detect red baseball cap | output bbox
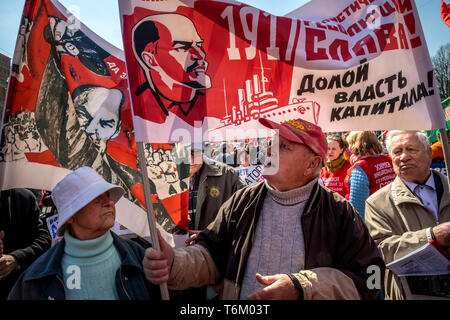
[259,118,327,165]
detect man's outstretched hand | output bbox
[245,273,300,300]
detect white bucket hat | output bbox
[52,167,124,236]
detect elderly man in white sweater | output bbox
[142,118,384,300]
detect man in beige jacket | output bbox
[365,130,450,300]
[143,118,384,300]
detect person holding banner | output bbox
[320,135,351,198]
[365,130,450,300]
[32,43,186,235]
[8,167,161,300]
[143,118,384,300]
[236,144,265,186]
[0,188,52,300]
[344,131,396,219]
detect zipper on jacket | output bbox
[119,268,131,300]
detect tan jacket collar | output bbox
[391,171,450,211]
[391,176,422,206]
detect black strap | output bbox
[286,273,304,300]
[430,227,437,241]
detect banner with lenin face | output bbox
[120,0,445,144]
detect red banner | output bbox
[1,0,189,243]
[120,0,445,143]
[442,0,450,27]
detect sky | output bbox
[0,0,448,60]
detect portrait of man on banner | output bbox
[131,13,211,120]
[1,0,190,240]
[72,84,124,147]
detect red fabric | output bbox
[160,191,189,231]
[25,150,60,167]
[121,3,296,127]
[344,154,396,197]
[320,160,351,198]
[130,183,189,231]
[442,0,450,27]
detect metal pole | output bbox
[136,141,170,300]
[438,129,450,190]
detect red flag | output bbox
[442,0,450,27]
[1,0,189,244]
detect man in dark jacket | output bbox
[8,167,161,300]
[187,143,246,236]
[143,118,385,300]
[173,143,245,300]
[0,188,51,299]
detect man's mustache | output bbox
[186,60,206,73]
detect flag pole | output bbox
[438,128,450,190]
[136,141,170,300]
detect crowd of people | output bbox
[201,139,268,168]
[1,120,449,301]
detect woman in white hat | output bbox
[8,167,161,300]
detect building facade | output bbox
[0,53,11,119]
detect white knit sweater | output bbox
[239,178,317,299]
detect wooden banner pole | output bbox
[136,141,170,300]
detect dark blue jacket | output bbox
[7,232,161,300]
[0,188,52,299]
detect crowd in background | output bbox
[202,129,448,222]
[1,126,449,300]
